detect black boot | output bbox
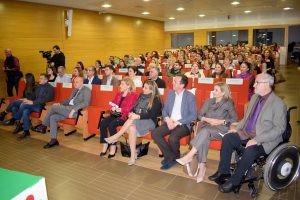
[17,130,30,140]
[0,111,7,121]
[12,121,23,134]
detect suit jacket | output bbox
[198,98,238,134]
[101,76,120,86]
[150,77,166,88]
[84,76,101,85]
[32,83,54,106]
[60,86,91,113]
[162,90,197,130]
[236,92,287,154]
[111,92,139,121]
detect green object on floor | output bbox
[0,168,43,200]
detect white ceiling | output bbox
[19,0,300,21]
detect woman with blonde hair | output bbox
[99,77,138,159]
[105,80,162,165]
[176,82,238,183]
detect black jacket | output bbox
[32,83,54,106]
[135,96,162,124]
[50,52,65,70]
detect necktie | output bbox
[245,96,264,134]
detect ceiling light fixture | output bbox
[212,35,215,38]
[198,14,206,17]
[143,0,150,2]
[283,7,293,10]
[231,1,240,5]
[232,34,236,37]
[142,11,150,15]
[102,4,112,8]
[169,17,175,20]
[244,10,252,13]
[176,7,184,11]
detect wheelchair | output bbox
[232,106,299,198]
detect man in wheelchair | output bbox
[208,73,288,193]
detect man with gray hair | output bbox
[148,66,166,88]
[209,73,287,193]
[55,66,71,83]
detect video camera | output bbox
[39,50,52,60]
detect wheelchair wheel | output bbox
[264,143,300,191]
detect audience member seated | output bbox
[211,54,218,69]
[76,61,85,71]
[0,73,35,122]
[236,62,255,100]
[128,66,143,87]
[99,77,138,158]
[152,75,197,170]
[84,66,101,85]
[209,73,286,193]
[55,66,71,83]
[2,74,54,140]
[176,82,238,183]
[95,60,103,71]
[264,49,275,77]
[223,57,234,70]
[211,63,228,79]
[102,65,120,86]
[47,66,57,83]
[185,63,205,78]
[132,57,144,68]
[255,54,265,73]
[237,53,244,65]
[148,66,166,88]
[118,59,127,68]
[105,80,162,165]
[72,67,83,82]
[167,61,184,77]
[41,76,91,149]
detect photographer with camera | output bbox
[3,48,23,97]
[49,45,65,71]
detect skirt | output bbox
[133,119,156,137]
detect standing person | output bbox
[3,48,23,97]
[152,75,198,170]
[49,45,65,71]
[41,76,91,148]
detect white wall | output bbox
[165,11,300,31]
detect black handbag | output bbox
[110,111,122,118]
[120,141,150,158]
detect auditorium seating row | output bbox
[0,77,249,151]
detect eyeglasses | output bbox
[255,81,268,84]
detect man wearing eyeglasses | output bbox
[4,74,54,140]
[209,73,287,193]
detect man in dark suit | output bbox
[41,76,91,148]
[101,65,120,86]
[84,66,101,85]
[49,45,65,71]
[4,73,54,140]
[152,75,197,170]
[148,66,166,88]
[209,73,287,193]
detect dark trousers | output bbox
[99,116,125,143]
[6,100,23,114]
[218,133,266,186]
[12,103,42,131]
[7,75,20,97]
[152,123,190,162]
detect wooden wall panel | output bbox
[0,0,164,97]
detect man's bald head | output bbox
[4,48,12,57]
[74,76,84,89]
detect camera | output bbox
[39,50,52,59]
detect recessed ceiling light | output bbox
[212,35,215,38]
[244,10,252,13]
[102,4,112,8]
[198,14,206,17]
[283,7,293,10]
[169,17,175,20]
[176,7,184,11]
[142,11,150,15]
[232,34,236,37]
[143,0,150,2]
[231,1,240,5]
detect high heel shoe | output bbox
[196,163,206,183]
[128,153,137,166]
[176,157,193,166]
[108,146,118,159]
[99,144,110,157]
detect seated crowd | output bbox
[0,43,286,194]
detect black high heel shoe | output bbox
[108,145,118,159]
[99,144,110,157]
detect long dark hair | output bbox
[25,73,35,94]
